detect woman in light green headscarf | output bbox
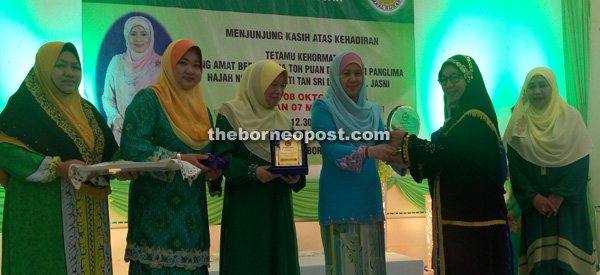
[504,67,595,274]
[214,60,305,275]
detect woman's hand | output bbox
[113,117,124,132]
[367,144,398,162]
[533,194,558,217]
[386,154,408,168]
[57,159,87,179]
[179,153,210,171]
[281,175,301,185]
[256,166,281,183]
[548,193,564,213]
[389,125,407,148]
[205,169,222,181]
[116,170,145,181]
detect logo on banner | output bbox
[369,0,405,13]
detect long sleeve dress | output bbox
[311,100,388,274]
[311,100,386,225]
[405,109,510,275]
[0,144,115,274]
[121,88,213,274]
[0,81,118,274]
[214,113,305,275]
[508,146,596,274]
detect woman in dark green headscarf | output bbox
[391,55,511,275]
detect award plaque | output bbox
[387,105,421,135]
[268,130,308,175]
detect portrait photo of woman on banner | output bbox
[95,12,172,144]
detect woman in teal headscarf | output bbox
[311,51,397,274]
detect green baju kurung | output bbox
[0,143,114,274]
[122,89,213,274]
[0,57,118,274]
[508,146,597,274]
[214,114,305,275]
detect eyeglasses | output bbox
[438,74,463,85]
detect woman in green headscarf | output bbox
[391,55,511,275]
[214,60,305,275]
[0,41,120,274]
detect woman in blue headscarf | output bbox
[311,51,397,274]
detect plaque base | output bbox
[268,166,309,176]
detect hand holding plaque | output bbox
[268,130,308,175]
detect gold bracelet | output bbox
[402,133,412,166]
[49,156,62,182]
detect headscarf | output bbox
[439,55,499,131]
[503,67,592,167]
[317,51,381,147]
[35,42,95,149]
[438,55,506,183]
[122,16,159,74]
[149,39,211,150]
[0,41,118,195]
[219,60,290,161]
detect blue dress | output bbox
[311,99,387,274]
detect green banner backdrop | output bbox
[82,0,416,164]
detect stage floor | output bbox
[208,251,424,275]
